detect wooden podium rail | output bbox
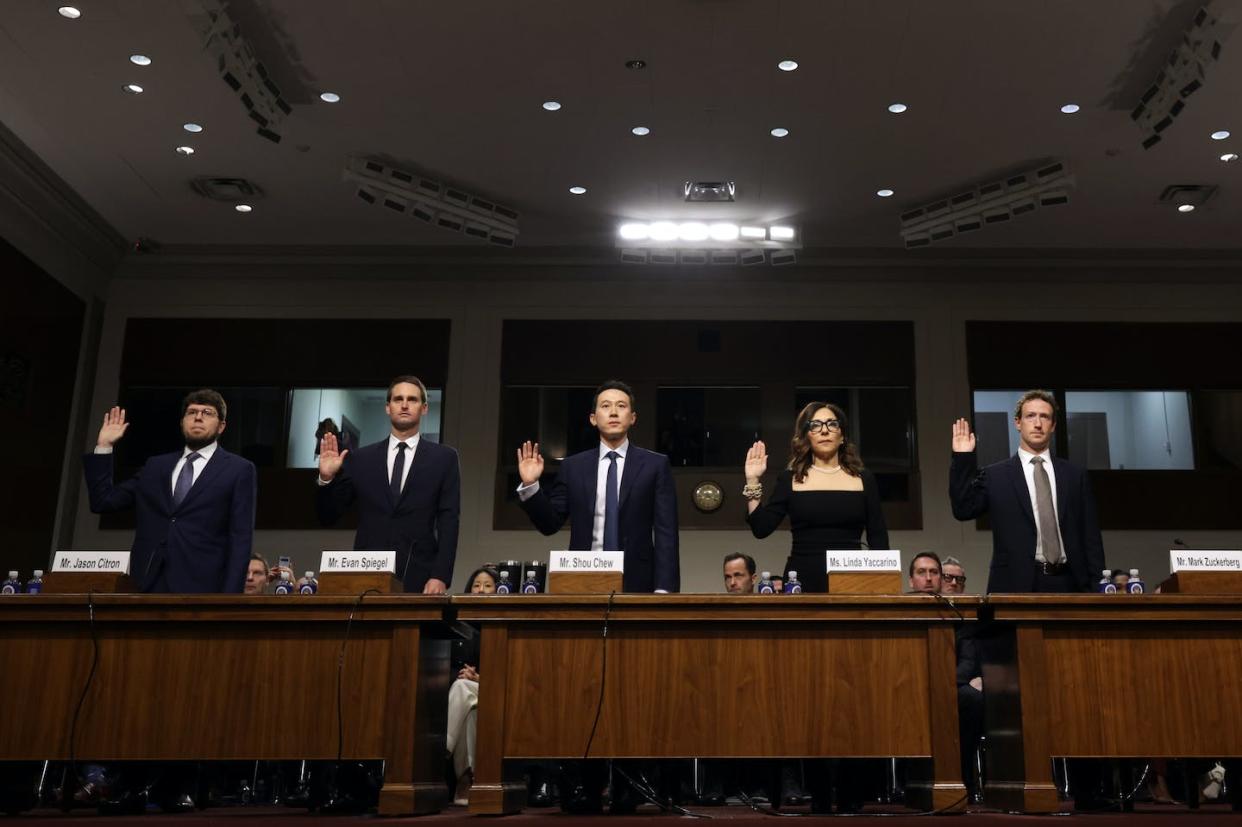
[0,594,452,816]
[454,593,977,815]
[982,594,1242,813]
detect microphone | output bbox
[1173,537,1188,548]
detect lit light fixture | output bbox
[1222,152,1239,162]
[122,83,144,94]
[888,103,908,114]
[631,126,650,136]
[778,59,798,72]
[569,186,587,195]
[57,6,80,18]
[542,100,561,111]
[183,123,203,133]
[319,92,341,103]
[1060,103,1080,114]
[1211,130,1230,140]
[619,223,651,241]
[175,146,195,155]
[235,204,253,213]
[649,222,679,242]
[708,223,739,241]
[1178,203,1195,212]
[770,127,789,137]
[678,222,709,242]
[130,54,152,66]
[876,189,894,197]
[769,226,795,240]
[739,226,766,239]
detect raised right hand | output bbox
[318,432,349,481]
[97,406,129,448]
[951,418,977,453]
[516,440,544,486]
[744,440,768,482]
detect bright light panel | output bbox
[769,226,795,240]
[677,222,709,242]
[619,223,651,241]
[709,223,739,241]
[649,222,678,241]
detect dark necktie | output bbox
[603,450,620,550]
[1031,456,1063,564]
[172,452,201,507]
[391,442,408,500]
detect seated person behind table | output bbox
[243,554,296,595]
[941,555,968,594]
[448,567,497,806]
[1110,569,1130,590]
[723,552,757,594]
[907,551,942,594]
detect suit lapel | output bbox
[158,452,179,514]
[581,451,598,518]
[175,447,225,511]
[1009,454,1036,528]
[618,447,641,511]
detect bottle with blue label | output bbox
[522,570,539,594]
[496,571,512,594]
[784,570,802,594]
[26,570,43,594]
[297,571,318,594]
[273,571,295,595]
[1,571,21,595]
[757,570,775,594]
[1097,569,1117,594]
[1126,568,1145,594]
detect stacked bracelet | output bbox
[742,483,763,501]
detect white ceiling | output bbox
[1,0,1239,252]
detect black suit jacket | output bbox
[316,437,461,590]
[949,451,1104,592]
[82,447,256,593]
[518,444,680,593]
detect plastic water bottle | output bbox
[757,570,775,594]
[1126,568,1145,594]
[297,571,318,594]
[1,571,21,594]
[273,571,295,595]
[496,571,512,594]
[784,570,802,594]
[26,570,43,594]
[522,570,539,594]
[1097,569,1116,594]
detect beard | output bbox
[184,431,220,450]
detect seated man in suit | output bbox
[315,375,461,594]
[949,389,1105,593]
[515,379,679,594]
[723,551,757,594]
[907,551,942,594]
[941,555,968,594]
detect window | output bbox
[1064,391,1193,470]
[499,386,598,463]
[116,386,286,467]
[971,390,1044,467]
[656,386,760,467]
[286,388,443,469]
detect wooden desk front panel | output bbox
[499,624,932,758]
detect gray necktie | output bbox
[1030,457,1063,565]
[172,452,201,507]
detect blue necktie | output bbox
[391,442,408,501]
[603,450,620,550]
[172,452,201,507]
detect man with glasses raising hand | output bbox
[83,389,256,593]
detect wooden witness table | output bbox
[0,594,452,815]
[982,594,1242,813]
[455,593,977,815]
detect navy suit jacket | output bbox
[519,445,680,593]
[82,447,256,593]
[315,437,461,590]
[949,451,1105,593]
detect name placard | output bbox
[548,551,625,573]
[826,549,902,572]
[319,551,397,573]
[52,551,131,574]
[1170,550,1242,572]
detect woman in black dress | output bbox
[744,401,889,593]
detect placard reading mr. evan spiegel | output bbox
[319,551,397,573]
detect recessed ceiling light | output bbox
[709,223,739,241]
[650,221,678,242]
[678,222,709,242]
[57,6,81,19]
[569,186,587,195]
[1060,103,1080,114]
[619,223,650,241]
[319,92,341,103]
[1222,152,1239,162]
[175,146,195,155]
[542,100,561,111]
[1211,130,1230,140]
[235,204,252,213]
[625,59,646,70]
[740,226,766,239]
[631,126,650,136]
[1177,204,1195,212]
[887,103,908,114]
[777,59,799,72]
[770,127,789,137]
[183,122,203,133]
[130,54,152,66]
[122,83,144,95]
[876,188,894,197]
[769,226,796,240]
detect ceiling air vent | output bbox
[190,177,266,202]
[684,181,735,202]
[1158,184,1217,208]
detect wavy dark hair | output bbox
[462,566,500,594]
[788,401,864,483]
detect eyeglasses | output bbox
[942,573,967,584]
[184,407,219,419]
[807,419,841,434]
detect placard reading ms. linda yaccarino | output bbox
[825,550,902,572]
[1169,549,1242,572]
[319,551,397,573]
[547,551,625,573]
[52,551,131,573]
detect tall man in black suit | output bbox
[83,389,256,594]
[949,389,1105,593]
[316,376,460,594]
[516,379,679,593]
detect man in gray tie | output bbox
[948,389,1105,592]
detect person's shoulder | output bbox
[858,468,879,486]
[628,445,669,464]
[213,447,256,470]
[981,455,1018,474]
[418,438,456,457]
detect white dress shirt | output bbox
[1017,446,1066,563]
[387,433,420,493]
[515,439,629,550]
[95,440,218,497]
